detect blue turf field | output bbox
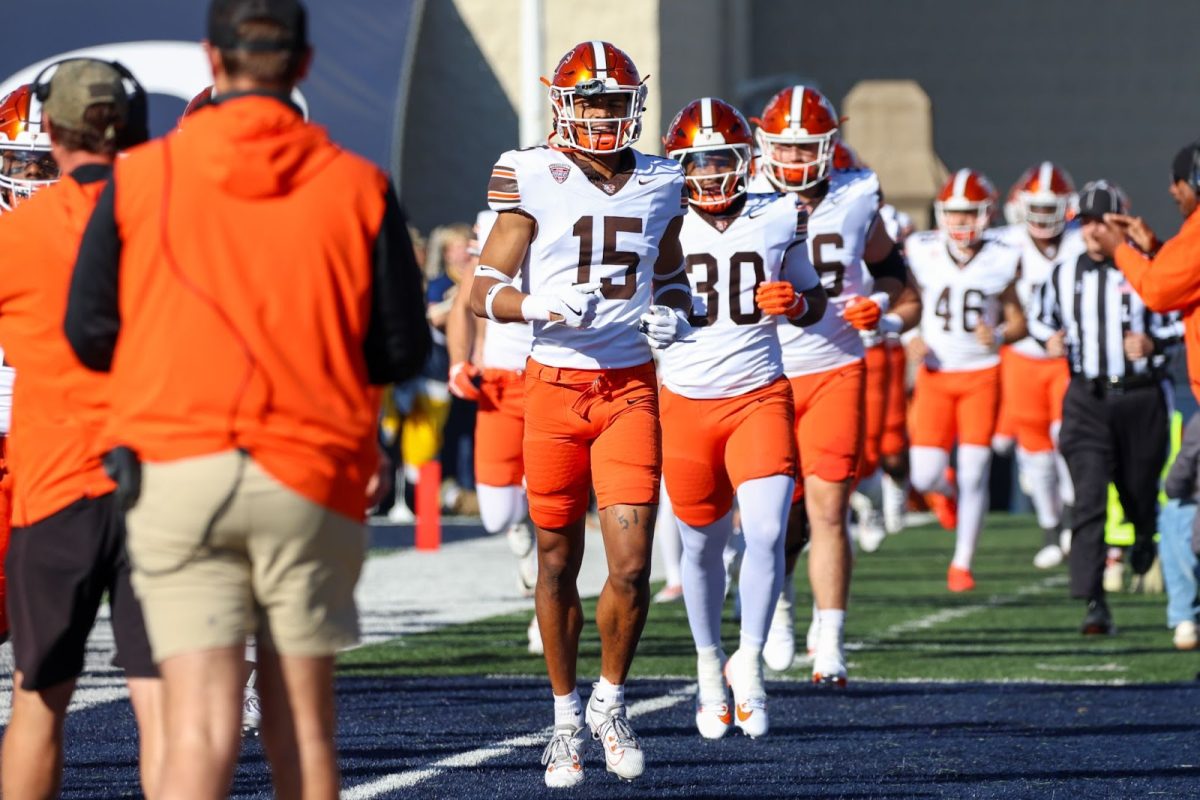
[50,675,1200,798]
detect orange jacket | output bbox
[1115,210,1200,401]
[0,166,116,526]
[66,94,429,519]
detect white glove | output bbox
[521,282,603,328]
[639,304,691,349]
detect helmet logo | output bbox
[549,164,570,184]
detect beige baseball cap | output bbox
[42,59,130,140]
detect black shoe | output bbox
[1081,599,1114,635]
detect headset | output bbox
[30,57,149,150]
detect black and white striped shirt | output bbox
[1030,252,1181,380]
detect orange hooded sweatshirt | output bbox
[66,93,429,519]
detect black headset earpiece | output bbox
[28,57,149,150]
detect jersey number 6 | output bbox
[572,215,643,300]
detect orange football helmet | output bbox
[663,97,753,212]
[1009,161,1076,238]
[832,141,866,172]
[545,40,646,154]
[0,84,58,211]
[754,85,840,192]
[934,168,997,247]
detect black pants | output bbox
[1058,378,1169,601]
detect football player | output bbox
[906,169,1027,591]
[749,86,920,683]
[446,208,541,653]
[471,41,692,787]
[659,97,825,740]
[995,162,1082,568]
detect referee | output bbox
[1030,181,1178,634]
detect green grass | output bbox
[339,514,1200,683]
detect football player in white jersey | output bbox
[447,209,543,655]
[748,86,921,683]
[995,163,1082,569]
[659,98,825,740]
[906,169,1027,592]
[470,41,692,788]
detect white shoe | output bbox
[762,581,796,672]
[586,695,644,781]
[857,510,887,553]
[1033,544,1064,569]
[542,725,585,788]
[812,638,847,688]
[882,475,907,535]
[516,550,537,598]
[241,686,262,737]
[527,616,543,655]
[1103,558,1125,594]
[1174,620,1198,651]
[506,521,534,558]
[725,648,768,738]
[695,651,731,739]
[386,501,415,524]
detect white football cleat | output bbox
[812,638,848,688]
[506,521,534,558]
[857,509,887,553]
[527,615,543,655]
[241,685,262,738]
[882,474,907,535]
[542,725,586,788]
[1033,544,1064,570]
[762,581,796,672]
[695,650,731,739]
[516,550,538,598]
[586,696,644,781]
[725,648,769,738]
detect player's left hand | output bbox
[843,294,883,330]
[975,323,998,349]
[755,281,807,317]
[1124,331,1154,360]
[639,304,691,349]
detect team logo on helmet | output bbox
[549,164,570,184]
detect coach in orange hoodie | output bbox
[64,2,430,798]
[1107,142,1200,402]
[0,61,164,799]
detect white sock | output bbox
[816,608,845,652]
[1016,447,1060,530]
[882,472,908,533]
[678,512,734,650]
[554,690,583,729]
[696,644,726,705]
[656,480,683,588]
[910,447,952,495]
[591,676,625,710]
[477,483,527,535]
[734,475,793,649]
[952,444,992,569]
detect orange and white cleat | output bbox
[541,725,585,788]
[725,648,769,738]
[947,564,975,593]
[811,640,848,688]
[586,696,644,781]
[695,651,732,739]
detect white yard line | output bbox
[340,684,696,799]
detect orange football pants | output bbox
[789,359,866,501]
[522,359,660,529]
[999,347,1069,452]
[910,364,1001,450]
[858,344,889,477]
[474,368,525,487]
[661,378,797,527]
[881,341,909,458]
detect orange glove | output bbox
[449,361,482,401]
[755,281,807,318]
[843,294,884,331]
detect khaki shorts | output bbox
[126,450,366,662]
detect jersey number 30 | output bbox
[685,252,766,327]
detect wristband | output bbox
[880,313,903,335]
[654,283,690,303]
[475,264,512,283]
[520,293,554,321]
[869,292,890,314]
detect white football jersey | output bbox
[0,346,12,435]
[750,166,883,376]
[993,223,1084,359]
[487,146,686,369]
[907,231,1021,372]
[659,192,816,399]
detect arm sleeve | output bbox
[64,179,122,372]
[864,242,908,284]
[1115,220,1200,312]
[1026,266,1062,345]
[362,184,433,385]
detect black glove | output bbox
[102,446,142,512]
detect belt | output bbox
[1075,373,1160,395]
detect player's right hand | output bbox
[551,282,602,328]
[843,295,883,330]
[449,361,482,401]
